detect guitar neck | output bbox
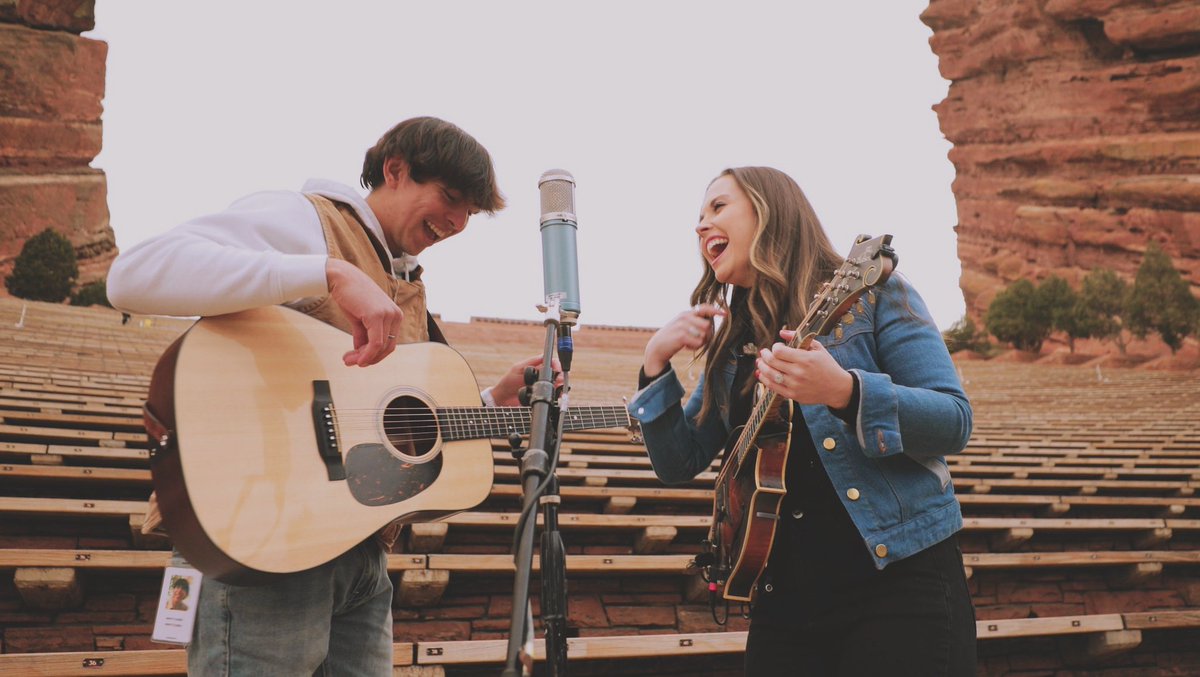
[437,405,631,442]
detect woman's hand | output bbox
[755,328,854,408]
[642,303,725,378]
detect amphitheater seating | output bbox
[0,299,1198,675]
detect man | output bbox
[108,116,539,676]
[166,576,189,611]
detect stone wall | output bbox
[922,0,1200,321]
[0,0,114,293]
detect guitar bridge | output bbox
[312,380,346,481]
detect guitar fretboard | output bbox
[437,406,631,442]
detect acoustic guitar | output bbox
[143,305,631,584]
[705,233,897,602]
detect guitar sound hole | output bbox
[383,396,437,459]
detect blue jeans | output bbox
[184,539,394,676]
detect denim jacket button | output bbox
[822,437,836,451]
[846,488,861,501]
[875,543,888,558]
[637,407,645,416]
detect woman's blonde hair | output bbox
[690,167,843,423]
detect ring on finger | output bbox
[386,334,397,341]
[772,372,784,385]
[686,327,701,338]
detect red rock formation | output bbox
[0,1,114,294]
[922,0,1200,326]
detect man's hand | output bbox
[325,258,405,367]
[489,355,563,407]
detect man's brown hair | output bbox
[361,116,505,213]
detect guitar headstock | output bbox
[799,233,897,339]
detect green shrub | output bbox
[71,280,113,308]
[1126,243,1200,354]
[985,279,1052,352]
[942,315,991,354]
[1078,268,1130,354]
[5,228,78,303]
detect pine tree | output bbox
[1079,268,1130,354]
[985,279,1052,352]
[1037,275,1093,353]
[4,229,78,303]
[1126,243,1200,354]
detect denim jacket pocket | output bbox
[912,455,953,491]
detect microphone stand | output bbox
[502,297,573,677]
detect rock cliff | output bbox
[922,0,1200,319]
[0,0,114,294]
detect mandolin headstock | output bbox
[799,233,897,340]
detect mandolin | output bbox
[705,233,896,602]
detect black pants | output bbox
[744,535,976,676]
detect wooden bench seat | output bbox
[426,553,694,575]
[0,387,143,409]
[0,395,143,417]
[975,613,1125,639]
[0,548,429,573]
[957,476,1195,496]
[0,644,414,675]
[962,516,1172,549]
[0,442,150,463]
[488,483,711,506]
[0,463,151,485]
[440,512,710,529]
[962,550,1200,582]
[949,464,1200,481]
[493,464,716,486]
[5,546,1194,584]
[415,631,746,666]
[0,409,144,432]
[409,610,1200,667]
[0,496,148,519]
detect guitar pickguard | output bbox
[345,444,443,506]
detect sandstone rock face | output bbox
[0,2,114,294]
[922,0,1200,320]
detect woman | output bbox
[628,167,976,676]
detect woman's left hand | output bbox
[755,328,854,408]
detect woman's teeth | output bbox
[706,237,728,258]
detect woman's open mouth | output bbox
[705,236,729,265]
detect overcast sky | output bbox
[86,1,964,331]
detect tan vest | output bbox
[296,194,429,344]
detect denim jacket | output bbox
[628,274,972,569]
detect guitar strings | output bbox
[324,408,630,440]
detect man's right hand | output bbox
[325,258,405,367]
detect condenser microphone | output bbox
[538,169,581,326]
